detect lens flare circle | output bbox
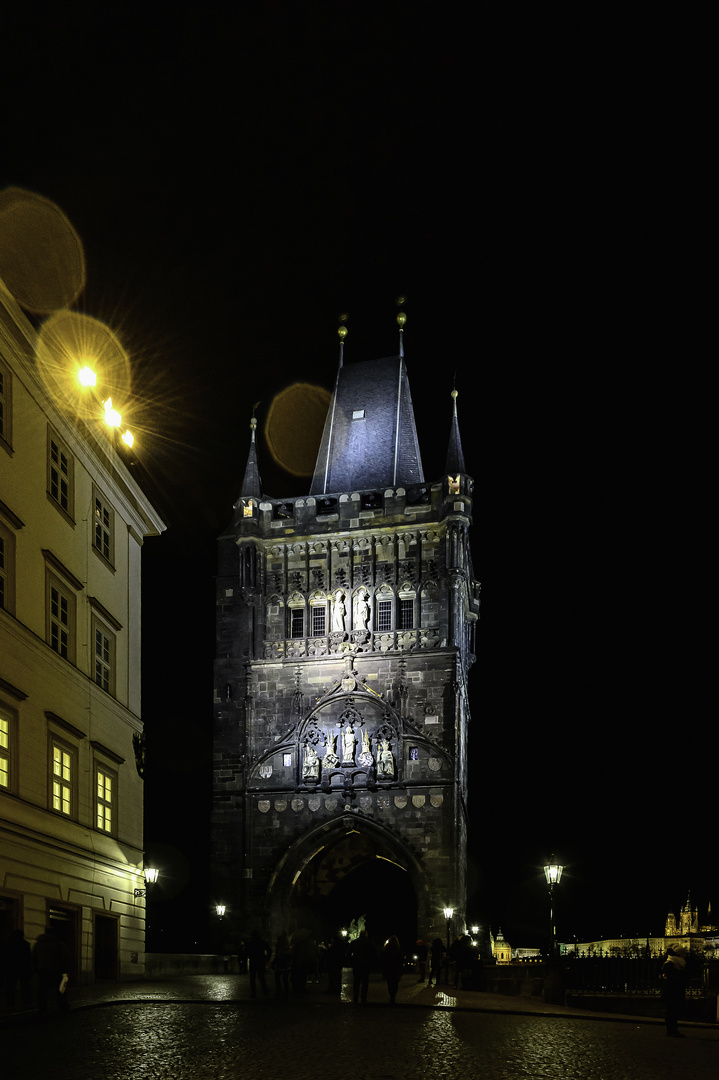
[265,383,331,477]
[36,311,131,423]
[0,188,86,314]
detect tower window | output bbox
[311,604,326,636]
[376,600,392,633]
[399,598,414,629]
[291,608,304,638]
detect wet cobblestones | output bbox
[4,976,719,1080]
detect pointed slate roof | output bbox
[444,389,466,476]
[309,354,424,495]
[235,416,262,502]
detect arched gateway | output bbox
[212,330,480,949]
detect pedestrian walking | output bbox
[660,945,687,1037]
[428,936,444,986]
[382,935,404,1004]
[324,935,345,996]
[246,930,271,998]
[415,938,428,982]
[2,929,32,1011]
[349,929,376,1004]
[32,926,70,1013]
[272,931,292,997]
[290,928,316,994]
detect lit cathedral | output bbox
[211,318,480,944]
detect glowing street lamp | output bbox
[543,855,564,957]
[216,905,226,918]
[77,365,97,387]
[103,398,122,428]
[144,867,159,887]
[443,906,454,984]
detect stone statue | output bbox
[342,726,356,764]
[332,590,346,631]
[358,728,373,767]
[323,731,339,769]
[378,738,395,778]
[302,744,319,782]
[354,589,369,629]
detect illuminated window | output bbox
[47,575,76,662]
[47,427,74,517]
[92,618,116,695]
[0,358,12,450]
[50,738,76,817]
[0,704,16,791]
[0,520,16,615]
[95,765,116,833]
[93,490,114,565]
[376,600,392,633]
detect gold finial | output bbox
[338,312,349,340]
[396,295,407,329]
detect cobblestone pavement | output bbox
[3,975,719,1080]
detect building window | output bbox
[47,428,74,517]
[93,619,116,695]
[311,603,326,636]
[95,765,116,833]
[290,608,304,638]
[376,600,392,633]
[0,358,12,450]
[50,738,76,817]
[93,491,114,565]
[47,575,76,662]
[399,597,414,630]
[0,520,16,614]
[0,705,16,791]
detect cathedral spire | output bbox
[236,412,262,502]
[444,386,467,476]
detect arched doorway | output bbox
[267,814,429,948]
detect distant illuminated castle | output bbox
[665,893,715,937]
[562,893,719,958]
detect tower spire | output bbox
[235,408,262,503]
[444,384,467,476]
[396,295,407,358]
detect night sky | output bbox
[4,7,710,950]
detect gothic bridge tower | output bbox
[212,322,480,945]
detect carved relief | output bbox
[302,744,320,782]
[358,728,373,768]
[377,738,395,778]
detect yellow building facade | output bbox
[0,283,164,984]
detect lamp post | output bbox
[543,855,564,958]
[443,906,454,985]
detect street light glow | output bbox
[78,364,97,387]
[103,398,122,428]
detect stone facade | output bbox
[212,349,480,945]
